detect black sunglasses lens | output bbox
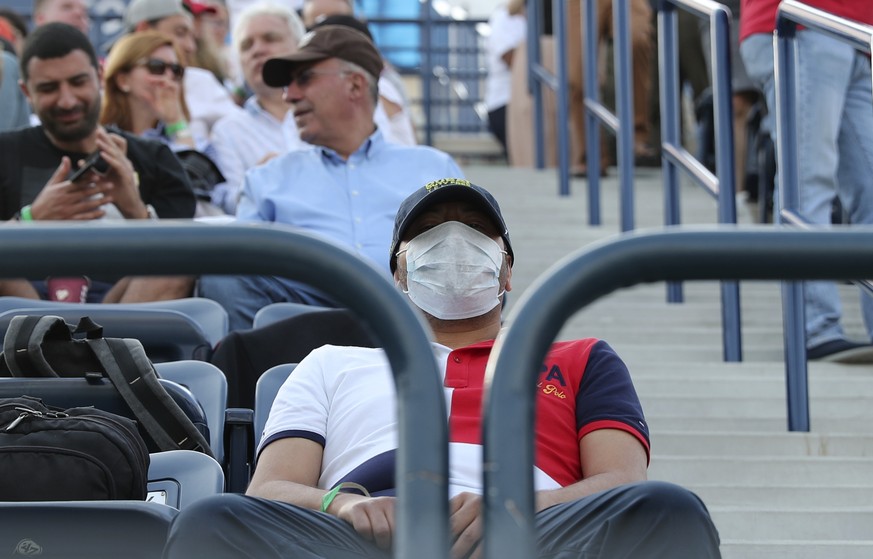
[145,59,184,79]
[145,59,167,76]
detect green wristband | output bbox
[320,482,370,513]
[320,485,344,513]
[165,120,189,136]
[20,205,33,221]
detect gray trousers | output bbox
[162,481,721,558]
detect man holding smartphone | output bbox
[0,22,196,302]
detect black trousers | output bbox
[163,481,721,558]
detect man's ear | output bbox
[18,78,31,103]
[347,72,365,100]
[134,21,151,33]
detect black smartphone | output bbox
[67,151,109,183]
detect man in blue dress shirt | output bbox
[198,25,463,331]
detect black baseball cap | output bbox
[262,24,383,88]
[389,178,513,272]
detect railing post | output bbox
[583,0,602,225]
[614,0,635,231]
[421,0,434,147]
[658,2,683,304]
[775,10,809,431]
[711,6,742,362]
[527,2,545,169]
[555,0,571,195]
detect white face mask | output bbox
[398,221,507,320]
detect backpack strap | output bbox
[86,337,214,458]
[2,315,72,377]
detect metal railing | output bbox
[525,0,572,196]
[583,0,636,229]
[481,227,873,559]
[775,0,873,431]
[0,222,449,559]
[658,0,741,362]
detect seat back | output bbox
[253,363,296,450]
[0,297,228,362]
[154,360,227,463]
[0,450,224,558]
[0,501,178,559]
[252,302,331,329]
[147,449,225,508]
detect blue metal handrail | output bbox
[658,0,741,362]
[526,0,572,196]
[583,0,636,230]
[0,222,449,559]
[775,0,873,431]
[481,226,873,559]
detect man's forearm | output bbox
[535,469,647,512]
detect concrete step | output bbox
[687,484,873,508]
[635,376,873,398]
[711,506,873,541]
[652,431,873,457]
[648,456,873,486]
[648,415,870,432]
[642,395,873,417]
[721,540,873,559]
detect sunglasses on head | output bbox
[138,58,185,80]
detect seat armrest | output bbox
[224,407,254,493]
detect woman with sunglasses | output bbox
[101,31,226,216]
[100,31,202,150]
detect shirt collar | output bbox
[318,127,386,164]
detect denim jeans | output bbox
[197,275,338,332]
[741,32,873,347]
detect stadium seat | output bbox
[0,297,228,362]
[253,363,297,451]
[147,449,225,509]
[252,301,331,329]
[155,360,228,463]
[0,450,224,559]
[0,501,177,559]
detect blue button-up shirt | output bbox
[237,129,464,274]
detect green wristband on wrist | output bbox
[320,485,343,513]
[20,205,33,221]
[165,120,189,136]
[320,482,371,513]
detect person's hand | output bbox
[449,492,483,559]
[29,156,110,221]
[151,79,186,125]
[333,494,396,551]
[93,128,149,219]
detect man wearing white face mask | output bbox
[163,179,721,559]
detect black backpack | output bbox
[0,315,213,458]
[0,395,149,501]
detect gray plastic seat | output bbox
[252,302,331,329]
[0,297,228,362]
[147,449,225,509]
[253,363,297,451]
[154,360,228,463]
[0,450,224,559]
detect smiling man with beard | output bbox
[0,22,195,303]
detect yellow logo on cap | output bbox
[424,178,471,192]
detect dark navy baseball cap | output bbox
[389,178,513,272]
